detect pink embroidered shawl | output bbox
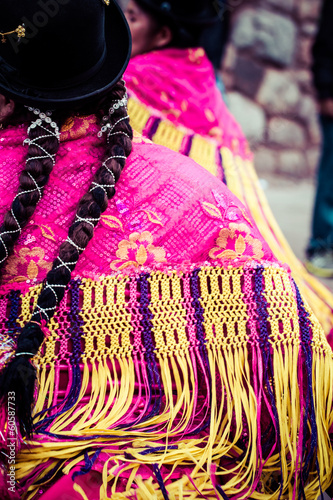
[0,117,275,286]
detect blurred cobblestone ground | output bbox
[263,175,333,293]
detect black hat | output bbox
[0,0,131,107]
[135,0,219,26]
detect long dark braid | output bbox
[0,112,61,265]
[0,80,133,435]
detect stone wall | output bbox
[221,0,323,178]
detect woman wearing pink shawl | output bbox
[123,0,333,337]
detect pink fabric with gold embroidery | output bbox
[124,48,244,147]
[0,117,277,286]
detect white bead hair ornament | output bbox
[26,107,60,140]
[0,108,62,264]
[98,93,128,138]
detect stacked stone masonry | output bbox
[221,0,323,178]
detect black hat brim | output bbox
[0,1,131,108]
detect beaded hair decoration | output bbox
[92,90,129,199]
[22,91,129,324]
[0,108,60,265]
[98,91,129,138]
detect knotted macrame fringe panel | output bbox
[127,96,333,335]
[1,266,333,499]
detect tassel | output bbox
[0,323,44,437]
[152,464,169,500]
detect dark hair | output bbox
[135,0,204,48]
[0,80,133,435]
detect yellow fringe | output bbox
[222,149,333,334]
[128,98,151,135]
[126,96,333,334]
[189,135,218,176]
[74,483,90,500]
[9,269,333,499]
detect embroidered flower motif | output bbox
[139,210,164,227]
[110,231,167,270]
[188,48,205,64]
[100,215,124,232]
[4,247,52,283]
[165,108,181,119]
[37,224,57,242]
[205,109,216,123]
[181,100,188,112]
[208,127,223,142]
[131,76,139,86]
[229,222,251,234]
[60,115,97,141]
[209,227,264,263]
[201,197,253,229]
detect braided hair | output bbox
[0,112,61,265]
[0,79,133,435]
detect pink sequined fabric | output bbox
[0,118,277,287]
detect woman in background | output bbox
[123,0,333,336]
